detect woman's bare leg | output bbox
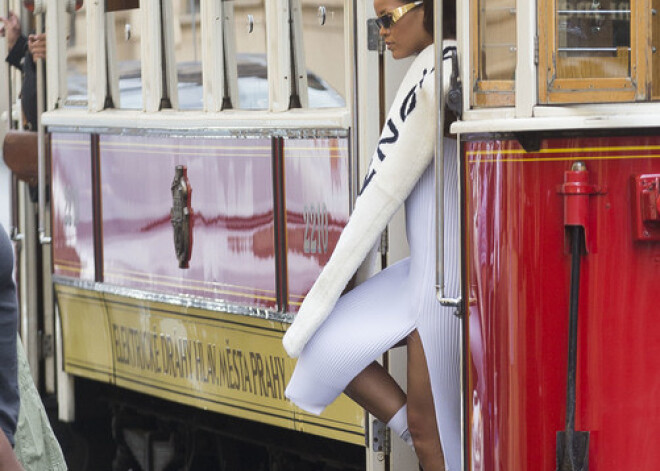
[345,361,407,423]
[407,329,445,471]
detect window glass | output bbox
[224,0,268,110]
[186,0,201,13]
[108,6,143,109]
[555,0,631,80]
[65,4,88,107]
[479,0,516,80]
[175,0,203,109]
[295,1,346,108]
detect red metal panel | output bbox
[284,137,350,312]
[466,135,660,471]
[51,133,95,280]
[100,135,277,309]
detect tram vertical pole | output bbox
[434,0,460,310]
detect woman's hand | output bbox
[27,33,46,60]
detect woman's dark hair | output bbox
[422,0,456,39]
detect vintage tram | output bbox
[456,0,660,470]
[2,0,660,470]
[2,0,418,469]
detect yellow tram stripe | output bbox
[103,271,277,301]
[54,266,83,274]
[469,153,660,164]
[105,266,277,295]
[54,259,84,268]
[100,141,272,151]
[99,149,272,158]
[466,144,660,156]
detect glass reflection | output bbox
[479,0,516,80]
[556,0,631,79]
[65,5,88,107]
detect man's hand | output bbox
[27,33,46,60]
[0,11,22,51]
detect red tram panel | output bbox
[465,135,660,471]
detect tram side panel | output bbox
[99,135,277,307]
[50,131,364,445]
[284,137,350,312]
[51,133,95,282]
[464,134,660,471]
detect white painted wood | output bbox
[289,0,308,108]
[46,0,66,110]
[458,0,469,115]
[106,13,120,109]
[56,305,75,422]
[161,0,179,109]
[267,0,291,112]
[201,0,225,112]
[141,0,163,112]
[223,1,239,109]
[41,107,351,129]
[86,0,107,112]
[515,0,536,118]
[453,103,660,133]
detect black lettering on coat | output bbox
[376,119,399,161]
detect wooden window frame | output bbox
[539,0,649,104]
[471,0,516,108]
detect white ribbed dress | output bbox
[285,140,461,470]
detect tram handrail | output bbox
[434,0,460,310]
[35,13,50,245]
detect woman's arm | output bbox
[283,45,443,358]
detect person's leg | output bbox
[345,361,406,423]
[345,361,414,447]
[407,329,445,471]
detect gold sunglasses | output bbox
[375,1,423,29]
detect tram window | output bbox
[224,0,268,110]
[185,0,201,13]
[539,0,637,103]
[107,7,143,109]
[555,1,631,80]
[471,0,516,107]
[173,0,203,110]
[64,5,88,107]
[290,1,346,108]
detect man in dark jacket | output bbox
[1,10,44,131]
[0,224,22,471]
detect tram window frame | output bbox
[49,0,352,121]
[538,0,645,104]
[470,0,516,108]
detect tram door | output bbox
[359,5,421,470]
